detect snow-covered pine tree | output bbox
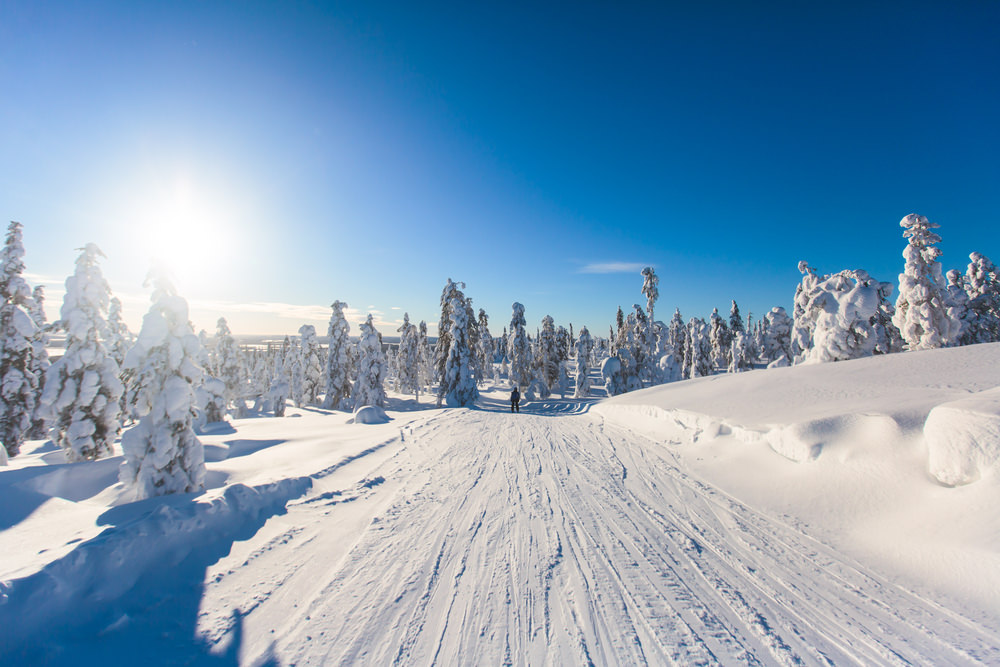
[802,269,889,364]
[119,269,206,499]
[298,324,325,405]
[667,308,686,364]
[792,261,822,362]
[729,300,745,335]
[728,331,754,373]
[508,302,533,390]
[396,312,421,400]
[26,286,51,439]
[893,214,961,350]
[41,244,123,462]
[872,281,903,355]
[477,309,494,387]
[962,252,1000,344]
[353,314,387,408]
[574,326,594,398]
[267,356,289,417]
[417,319,434,391]
[322,301,354,410]
[537,315,559,397]
[708,307,731,371]
[762,307,793,366]
[438,290,478,407]
[287,336,306,408]
[687,317,713,378]
[213,317,242,409]
[0,221,38,458]
[555,325,570,365]
[641,266,659,321]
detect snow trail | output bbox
[201,403,998,665]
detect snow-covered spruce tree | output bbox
[641,266,659,321]
[893,213,961,350]
[537,315,559,397]
[119,270,206,499]
[396,313,421,400]
[962,252,1000,344]
[602,355,627,396]
[729,300,745,335]
[353,314,387,408]
[687,317,713,378]
[555,325,570,365]
[322,300,354,410]
[26,286,51,439]
[801,269,891,364]
[298,324,325,406]
[477,309,494,387]
[0,221,38,457]
[574,326,594,398]
[213,317,242,409]
[41,244,123,462]
[762,306,794,367]
[945,270,971,345]
[287,337,306,408]
[267,356,289,417]
[417,320,434,391]
[667,308,686,364]
[709,307,731,371]
[508,302,533,390]
[792,261,822,362]
[728,331,754,373]
[871,281,903,355]
[438,289,478,407]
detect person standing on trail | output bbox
[510,386,520,413]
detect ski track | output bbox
[201,404,1000,666]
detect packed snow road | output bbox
[195,401,998,666]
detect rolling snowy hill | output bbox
[2,345,999,664]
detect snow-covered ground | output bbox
[2,346,999,664]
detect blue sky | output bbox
[3,2,998,336]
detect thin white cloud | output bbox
[578,262,649,274]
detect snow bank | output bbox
[926,387,1000,486]
[349,404,390,424]
[596,344,1000,465]
[0,477,311,659]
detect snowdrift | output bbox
[597,343,1000,474]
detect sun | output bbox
[132,173,235,290]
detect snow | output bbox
[2,345,999,663]
[926,387,1000,486]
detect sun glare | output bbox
[130,172,238,292]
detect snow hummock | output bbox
[349,404,390,424]
[926,387,1000,486]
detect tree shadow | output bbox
[0,479,310,665]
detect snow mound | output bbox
[349,405,390,424]
[926,387,1000,486]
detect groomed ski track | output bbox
[200,400,999,665]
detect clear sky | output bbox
[3,1,998,337]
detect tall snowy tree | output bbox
[762,307,794,366]
[708,307,731,371]
[438,288,478,407]
[641,266,659,321]
[962,252,1000,344]
[353,314,387,408]
[508,302,533,390]
[667,308,686,362]
[893,214,961,350]
[417,320,434,391]
[212,317,242,409]
[477,309,494,386]
[395,312,421,400]
[537,315,559,397]
[792,261,822,361]
[686,317,713,378]
[0,221,38,457]
[322,300,354,410]
[729,300,745,335]
[297,324,325,405]
[574,326,594,398]
[120,269,206,499]
[41,244,122,462]
[26,286,51,440]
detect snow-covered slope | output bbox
[2,346,999,664]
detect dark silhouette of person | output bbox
[510,386,520,413]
